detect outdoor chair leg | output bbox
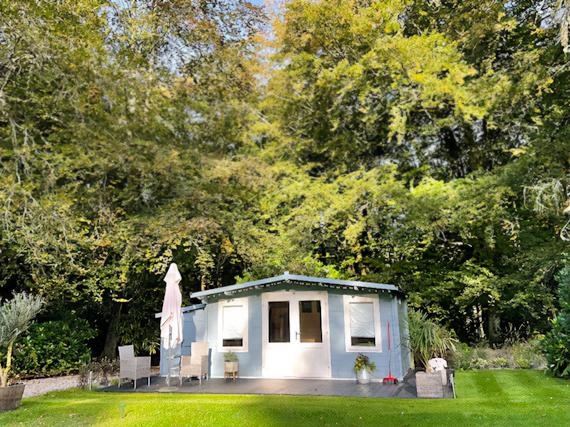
[148,376,150,387]
[134,379,136,390]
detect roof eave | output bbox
[191,272,401,301]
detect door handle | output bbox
[295,331,300,341]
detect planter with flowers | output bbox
[223,351,239,381]
[353,353,376,384]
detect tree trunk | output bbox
[474,305,485,341]
[487,310,500,344]
[101,302,122,359]
[0,341,14,387]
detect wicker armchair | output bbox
[118,345,151,390]
[179,341,209,385]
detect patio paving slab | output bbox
[103,376,421,398]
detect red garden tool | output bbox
[382,321,398,385]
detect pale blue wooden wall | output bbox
[163,288,411,379]
[328,293,406,380]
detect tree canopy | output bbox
[0,0,569,356]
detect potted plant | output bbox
[0,292,44,411]
[223,351,239,381]
[407,309,457,371]
[406,309,457,397]
[353,353,376,384]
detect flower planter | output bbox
[356,369,371,384]
[0,383,25,411]
[353,353,375,384]
[224,362,239,381]
[415,371,444,398]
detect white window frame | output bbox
[218,297,248,352]
[343,295,381,352]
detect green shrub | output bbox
[451,340,545,370]
[491,357,509,368]
[511,338,545,369]
[515,356,531,369]
[542,318,570,377]
[542,262,570,377]
[78,357,119,388]
[450,342,474,370]
[12,319,95,378]
[471,357,490,369]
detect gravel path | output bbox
[22,375,81,397]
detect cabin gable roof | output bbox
[191,272,400,301]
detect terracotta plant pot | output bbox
[0,383,25,411]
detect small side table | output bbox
[224,362,239,382]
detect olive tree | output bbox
[0,293,44,387]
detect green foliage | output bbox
[223,351,239,363]
[0,292,44,386]
[451,342,475,370]
[453,340,546,370]
[542,317,570,377]
[407,309,457,369]
[251,0,568,348]
[11,319,94,378]
[269,0,556,178]
[542,261,570,377]
[0,293,44,349]
[78,357,118,389]
[0,0,569,365]
[0,0,265,358]
[353,353,376,373]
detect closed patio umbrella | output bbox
[160,263,183,385]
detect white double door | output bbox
[261,291,331,378]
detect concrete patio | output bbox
[102,370,452,398]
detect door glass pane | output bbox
[299,300,322,343]
[269,301,290,343]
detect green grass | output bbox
[2,370,569,426]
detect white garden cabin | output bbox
[159,272,411,381]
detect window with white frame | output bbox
[343,295,381,352]
[219,298,248,351]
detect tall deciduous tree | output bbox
[250,0,568,344]
[0,0,265,356]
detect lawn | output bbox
[1,370,569,427]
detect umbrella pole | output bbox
[166,330,172,386]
